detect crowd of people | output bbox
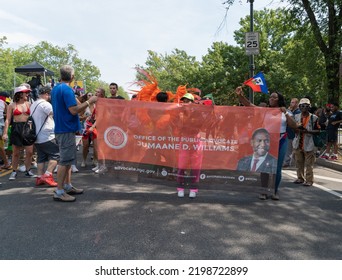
[1,65,341,202]
[238,88,342,198]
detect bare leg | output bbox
[82,139,89,163]
[24,145,33,171]
[56,165,70,191]
[11,145,20,170]
[46,160,58,174]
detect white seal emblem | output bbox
[104,126,128,149]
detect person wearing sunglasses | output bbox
[292,98,320,186]
[236,87,298,200]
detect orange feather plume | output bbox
[133,68,177,102]
[173,85,187,103]
[134,68,161,102]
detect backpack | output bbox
[21,101,48,146]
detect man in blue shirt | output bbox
[51,65,97,202]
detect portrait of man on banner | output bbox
[236,128,277,174]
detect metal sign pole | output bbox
[249,0,255,104]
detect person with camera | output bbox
[292,98,320,186]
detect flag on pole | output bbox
[243,72,268,94]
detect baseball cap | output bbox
[180,93,194,101]
[39,86,52,95]
[14,86,31,95]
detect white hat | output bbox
[299,98,311,105]
[14,86,31,95]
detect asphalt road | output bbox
[0,159,341,260]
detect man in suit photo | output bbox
[237,128,277,174]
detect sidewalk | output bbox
[316,157,342,172]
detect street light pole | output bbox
[248,0,255,103]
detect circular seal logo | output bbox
[161,169,168,177]
[104,126,128,149]
[238,175,245,182]
[200,173,206,180]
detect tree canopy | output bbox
[135,7,334,107]
[1,1,340,106]
[225,0,341,104]
[0,40,111,95]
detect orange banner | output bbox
[96,99,282,173]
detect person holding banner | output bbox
[176,93,204,199]
[51,65,97,202]
[236,87,297,200]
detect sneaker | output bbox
[92,164,99,172]
[259,194,268,200]
[329,155,338,161]
[25,170,37,178]
[95,165,107,174]
[9,171,17,180]
[1,164,12,170]
[271,194,280,200]
[53,192,76,202]
[65,186,84,195]
[293,179,304,184]
[18,165,26,172]
[177,189,185,198]
[320,154,329,159]
[189,190,197,198]
[35,177,45,186]
[42,174,58,187]
[71,165,79,173]
[81,161,86,167]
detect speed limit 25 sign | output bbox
[245,32,260,55]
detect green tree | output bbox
[234,8,326,105]
[199,42,247,105]
[0,38,16,92]
[288,0,341,104]
[17,41,101,93]
[136,49,201,93]
[223,0,342,104]
[0,40,103,94]
[137,8,327,106]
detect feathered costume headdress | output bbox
[133,68,202,103]
[133,68,161,102]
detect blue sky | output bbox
[0,0,285,91]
